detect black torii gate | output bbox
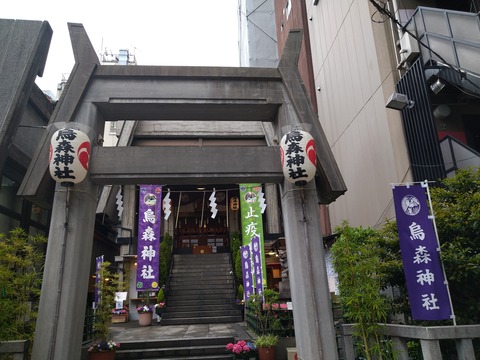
[18,23,346,360]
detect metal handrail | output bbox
[439,135,480,176]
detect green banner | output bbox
[239,183,266,289]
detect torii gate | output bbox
[19,23,346,360]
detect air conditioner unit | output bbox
[399,32,420,65]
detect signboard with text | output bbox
[136,185,162,290]
[392,183,452,320]
[239,184,266,289]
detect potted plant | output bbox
[136,304,154,326]
[254,334,278,360]
[88,261,121,360]
[137,288,154,326]
[226,339,256,360]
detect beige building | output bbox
[275,0,480,230]
[305,0,411,229]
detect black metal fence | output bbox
[245,302,295,337]
[83,307,96,343]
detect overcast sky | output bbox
[3,0,240,94]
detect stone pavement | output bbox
[110,321,255,342]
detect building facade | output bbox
[275,0,480,230]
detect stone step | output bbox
[171,269,231,275]
[166,253,238,326]
[173,256,230,265]
[115,337,234,359]
[166,304,238,312]
[156,356,232,360]
[169,279,235,288]
[162,309,241,319]
[167,297,236,307]
[160,315,243,326]
[168,288,235,297]
[173,259,231,266]
[169,278,232,285]
[173,253,230,260]
[172,278,233,286]
[172,267,231,272]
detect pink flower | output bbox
[237,340,247,347]
[226,340,253,355]
[232,344,242,354]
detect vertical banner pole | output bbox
[423,181,456,325]
[200,191,205,228]
[175,191,182,229]
[226,190,229,228]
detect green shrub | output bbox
[0,228,47,349]
[159,232,173,286]
[230,232,242,283]
[254,334,278,348]
[93,261,123,342]
[157,287,165,303]
[237,284,244,302]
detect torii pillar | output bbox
[276,30,343,360]
[27,24,104,360]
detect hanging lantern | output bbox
[280,129,316,186]
[230,196,240,211]
[49,128,91,186]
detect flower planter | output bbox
[258,347,275,360]
[138,312,153,326]
[88,350,115,360]
[112,313,128,323]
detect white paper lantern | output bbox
[280,129,316,185]
[49,128,91,185]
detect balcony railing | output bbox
[401,7,480,95]
[339,323,480,359]
[440,135,480,177]
[408,7,480,75]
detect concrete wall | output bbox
[305,0,412,229]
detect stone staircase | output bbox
[161,253,242,325]
[115,336,234,359]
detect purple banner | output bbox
[240,245,254,300]
[393,184,452,320]
[252,236,264,296]
[136,185,162,290]
[93,255,103,309]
